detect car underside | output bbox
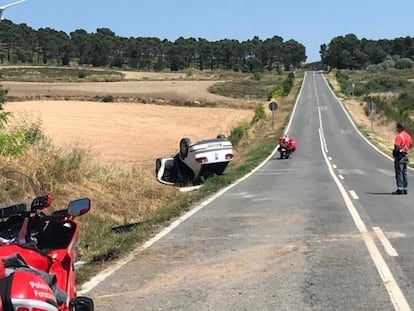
[156,136,233,187]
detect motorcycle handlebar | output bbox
[0,203,28,219]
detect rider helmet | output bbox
[396,122,405,131]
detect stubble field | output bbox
[3,72,255,169]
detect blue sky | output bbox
[4,0,414,62]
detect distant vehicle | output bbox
[156,135,234,186]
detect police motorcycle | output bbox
[0,171,94,311]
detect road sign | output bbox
[269,101,278,111]
[268,101,278,130]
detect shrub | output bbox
[78,71,87,79]
[0,85,8,110]
[0,112,46,156]
[282,72,295,96]
[395,58,413,69]
[102,95,115,102]
[353,83,368,96]
[251,104,267,125]
[335,70,350,94]
[365,77,407,92]
[252,71,262,81]
[229,122,250,147]
[267,86,283,100]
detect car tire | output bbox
[179,138,191,160]
[216,134,226,139]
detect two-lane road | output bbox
[82,71,414,310]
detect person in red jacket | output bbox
[392,122,412,194]
[278,133,297,153]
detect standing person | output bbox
[392,122,412,194]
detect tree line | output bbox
[0,20,306,72]
[320,33,414,70]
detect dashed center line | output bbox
[349,190,359,200]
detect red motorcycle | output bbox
[0,173,94,311]
[277,135,297,159]
[278,142,293,159]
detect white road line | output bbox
[318,128,410,311]
[349,190,359,200]
[317,74,410,310]
[338,175,344,180]
[337,168,364,175]
[373,226,399,257]
[333,164,337,169]
[328,157,332,161]
[321,74,414,173]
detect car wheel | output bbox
[179,138,191,160]
[216,134,226,139]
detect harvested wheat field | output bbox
[5,99,253,170]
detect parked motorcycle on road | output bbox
[0,172,94,311]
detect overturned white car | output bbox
[156,135,234,186]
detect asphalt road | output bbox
[82,71,414,310]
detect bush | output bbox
[102,95,115,102]
[229,122,250,147]
[335,70,350,94]
[365,77,407,92]
[353,83,368,96]
[395,58,413,69]
[282,72,295,96]
[78,71,86,79]
[267,86,283,100]
[0,112,47,156]
[266,72,295,100]
[0,85,8,110]
[251,104,267,125]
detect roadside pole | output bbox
[268,101,278,130]
[367,100,377,131]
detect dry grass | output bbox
[326,72,397,156]
[1,71,260,228]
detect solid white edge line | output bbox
[321,74,414,172]
[349,190,359,200]
[373,226,399,257]
[78,71,310,295]
[318,128,410,311]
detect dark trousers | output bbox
[394,154,409,190]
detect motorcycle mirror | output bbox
[67,198,91,217]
